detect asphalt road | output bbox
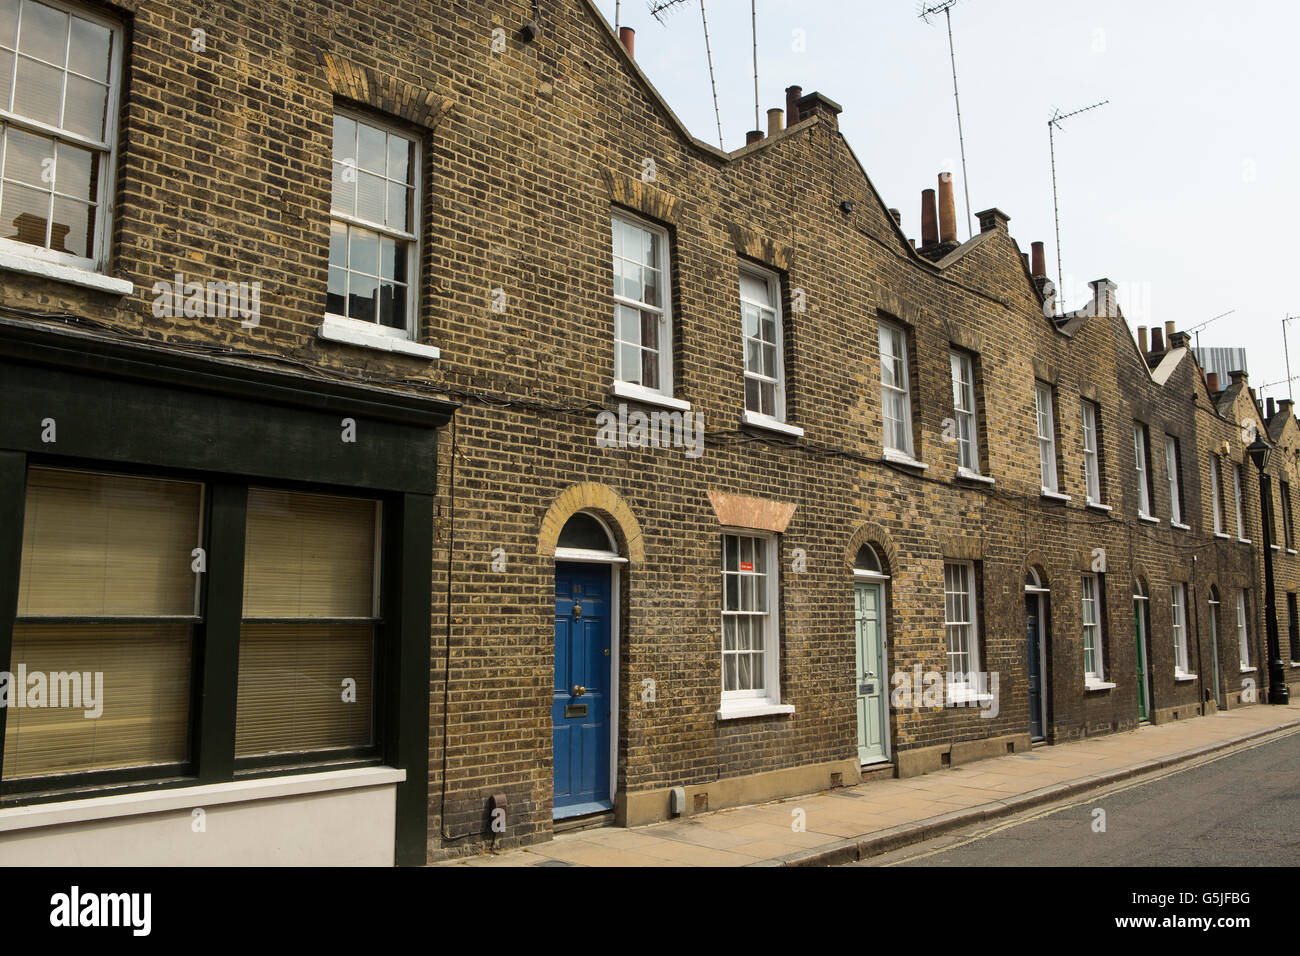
[854,728,1300,867]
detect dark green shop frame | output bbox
[0,319,455,866]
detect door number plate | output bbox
[858,681,875,695]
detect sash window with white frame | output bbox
[1281,480,1294,549]
[1082,573,1104,681]
[1165,435,1183,524]
[1035,383,1058,493]
[879,320,914,457]
[1171,583,1191,677]
[739,265,786,422]
[1236,589,1251,669]
[1081,400,1101,504]
[1210,455,1225,533]
[1233,463,1247,539]
[328,109,420,335]
[1134,423,1152,517]
[721,532,781,708]
[943,561,981,694]
[949,350,979,473]
[612,211,672,397]
[0,0,122,270]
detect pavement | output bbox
[440,703,1300,867]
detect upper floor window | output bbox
[0,0,122,270]
[879,320,914,457]
[612,211,672,398]
[739,265,787,422]
[1164,435,1183,525]
[1282,480,1295,550]
[1210,455,1225,534]
[1081,400,1101,504]
[1233,463,1247,540]
[949,350,980,473]
[1133,423,1152,518]
[1035,382,1058,493]
[329,110,419,334]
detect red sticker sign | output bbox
[740,562,753,572]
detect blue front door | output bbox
[553,562,612,818]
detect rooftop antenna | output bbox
[1186,309,1235,352]
[751,0,759,133]
[649,0,725,149]
[1285,314,1299,402]
[919,0,973,240]
[1048,99,1109,314]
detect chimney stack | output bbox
[920,188,939,247]
[937,173,957,244]
[887,208,902,227]
[1268,397,1277,419]
[785,85,802,123]
[619,26,635,58]
[767,108,784,136]
[1150,326,1165,353]
[745,129,763,145]
[1030,241,1046,278]
[1164,320,1176,342]
[1137,326,1148,354]
[1207,372,1220,393]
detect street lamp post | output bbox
[1247,435,1291,704]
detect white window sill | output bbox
[1238,538,1252,545]
[1040,490,1071,503]
[1291,661,1300,668]
[716,702,796,720]
[1174,672,1198,683]
[1171,521,1191,531]
[883,449,929,471]
[1085,500,1113,512]
[1239,665,1257,674]
[945,687,995,706]
[612,380,691,412]
[1288,549,1298,556]
[741,410,804,437]
[1214,531,1230,539]
[0,766,405,834]
[956,467,994,485]
[0,249,133,295]
[318,314,440,359]
[1271,544,1281,551]
[1085,679,1117,691]
[1138,513,1160,524]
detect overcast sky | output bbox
[592,0,1300,403]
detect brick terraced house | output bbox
[0,0,1294,865]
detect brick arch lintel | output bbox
[845,522,899,576]
[538,482,645,563]
[322,52,452,130]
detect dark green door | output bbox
[1134,600,1150,721]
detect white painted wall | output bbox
[0,767,403,866]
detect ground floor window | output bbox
[2,464,385,793]
[5,467,201,779]
[943,561,981,691]
[721,532,779,705]
[1172,583,1191,676]
[1237,590,1251,669]
[1082,573,1104,680]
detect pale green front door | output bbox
[855,582,888,764]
